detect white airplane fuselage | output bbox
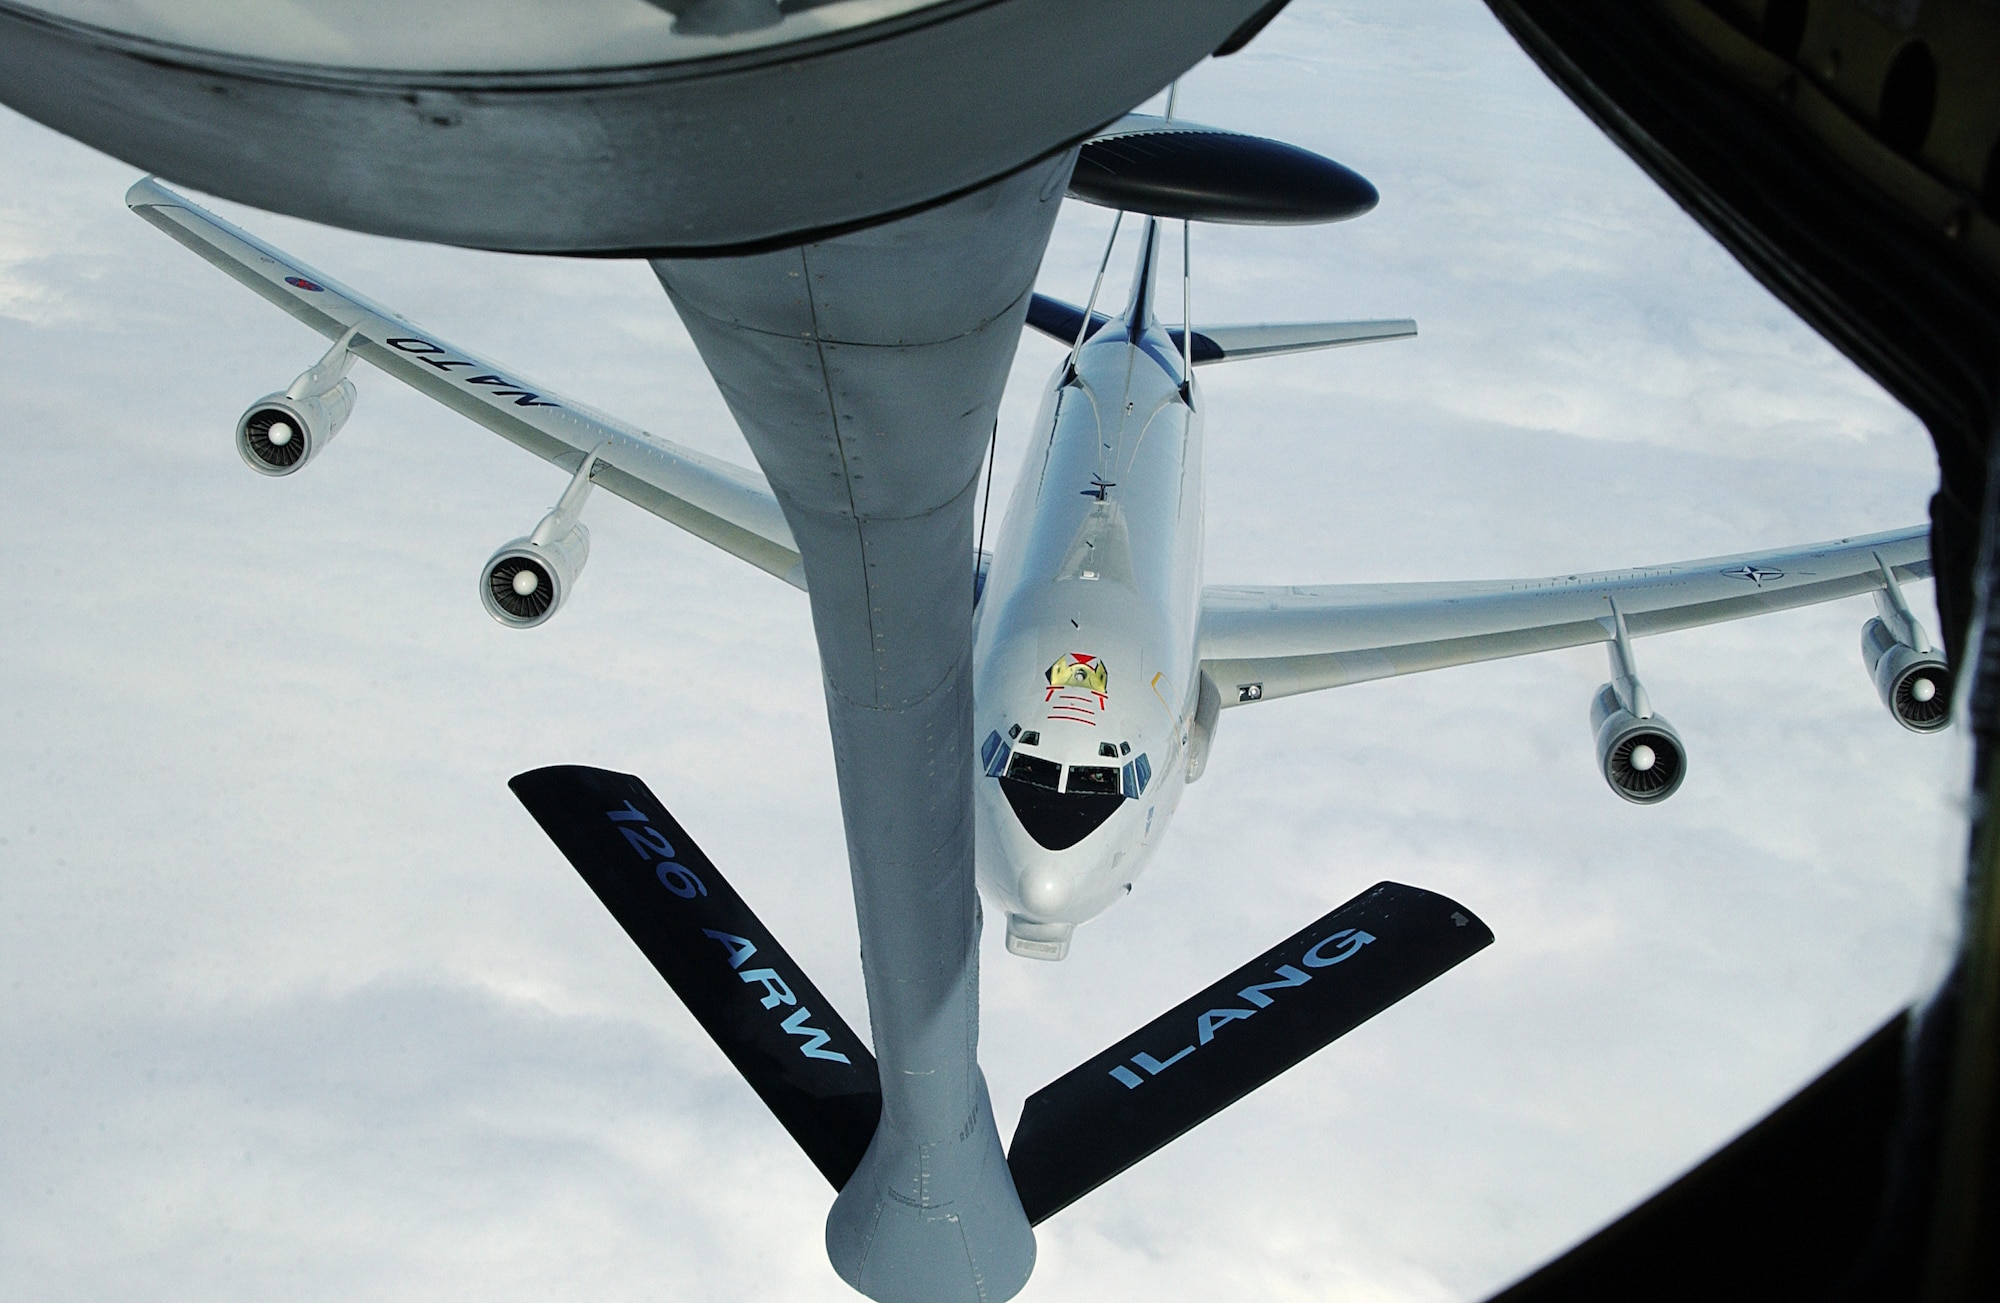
[973,224,1204,960]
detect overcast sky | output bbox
[0,3,1971,1301]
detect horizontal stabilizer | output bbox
[1006,881,1491,1223]
[510,765,880,1189]
[1196,318,1417,361]
[1024,293,1113,351]
[1025,293,1414,365]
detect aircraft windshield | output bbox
[1006,753,1062,790]
[1066,765,1121,796]
[999,758,1122,850]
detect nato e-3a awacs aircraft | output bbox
[123,114,1946,1300]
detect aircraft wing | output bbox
[1200,528,1931,705]
[125,177,804,589]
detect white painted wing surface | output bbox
[1194,318,1417,363]
[1201,527,1930,706]
[125,177,804,589]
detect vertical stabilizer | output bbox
[1123,217,1163,336]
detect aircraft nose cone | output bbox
[1018,865,1074,916]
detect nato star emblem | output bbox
[1721,564,1784,586]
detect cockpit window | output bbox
[1006,752,1061,790]
[1121,753,1152,798]
[981,730,1011,778]
[1066,765,1121,796]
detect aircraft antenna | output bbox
[975,417,997,594]
[1065,210,1125,382]
[1164,79,1179,122]
[1179,219,1195,401]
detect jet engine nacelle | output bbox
[1861,616,1951,732]
[481,524,589,629]
[235,327,359,476]
[235,382,355,475]
[1590,683,1687,804]
[479,448,603,629]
